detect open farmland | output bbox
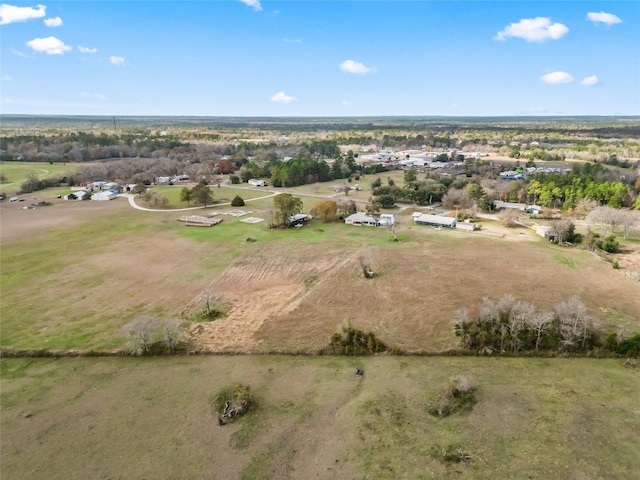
[1,193,638,353]
[2,356,639,480]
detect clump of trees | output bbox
[121,316,184,355]
[372,171,450,206]
[214,384,254,425]
[453,295,599,354]
[326,325,388,355]
[270,193,303,228]
[454,296,640,357]
[586,206,638,240]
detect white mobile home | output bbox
[414,213,457,228]
[248,179,267,186]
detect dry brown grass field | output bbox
[2,356,639,480]
[1,192,638,353]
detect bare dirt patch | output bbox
[185,244,354,352]
[0,197,125,243]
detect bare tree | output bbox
[497,294,517,321]
[528,311,554,351]
[478,297,497,321]
[442,188,472,209]
[160,318,183,352]
[549,219,574,244]
[555,296,592,350]
[201,291,223,318]
[498,209,520,227]
[574,198,599,220]
[122,315,157,355]
[587,206,620,235]
[619,210,639,240]
[508,301,535,352]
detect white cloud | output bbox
[26,36,72,55]
[270,91,296,104]
[340,59,376,75]
[581,75,600,86]
[0,3,46,25]
[283,38,301,43]
[10,47,27,57]
[494,17,569,42]
[78,45,97,54]
[44,16,62,27]
[3,75,12,81]
[239,0,262,12]
[80,92,107,100]
[540,71,574,84]
[109,55,125,65]
[342,100,353,106]
[587,11,622,26]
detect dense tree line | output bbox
[0,132,195,162]
[526,173,633,209]
[453,295,638,356]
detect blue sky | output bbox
[1,1,638,116]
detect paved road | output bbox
[120,191,279,212]
[120,183,370,212]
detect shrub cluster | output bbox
[214,384,254,425]
[428,376,477,418]
[326,326,388,356]
[121,316,184,356]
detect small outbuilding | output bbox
[455,221,476,232]
[378,213,395,227]
[65,191,88,201]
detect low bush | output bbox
[430,444,472,464]
[231,195,245,207]
[214,384,254,425]
[428,376,477,418]
[325,326,388,356]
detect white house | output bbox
[345,212,379,227]
[494,200,527,211]
[248,179,267,186]
[414,213,457,228]
[88,181,107,191]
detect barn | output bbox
[91,191,117,201]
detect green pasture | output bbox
[148,185,272,208]
[0,200,401,351]
[1,356,638,480]
[0,161,83,190]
